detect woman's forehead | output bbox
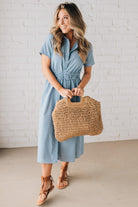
[58,9,69,17]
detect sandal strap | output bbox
[59,163,69,182]
[39,188,51,198]
[40,175,54,195]
[41,175,54,182]
[59,176,68,182]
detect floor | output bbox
[0,140,138,207]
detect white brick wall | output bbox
[0,0,138,148]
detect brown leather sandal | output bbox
[57,163,69,189]
[36,175,54,206]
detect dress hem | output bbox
[37,152,84,164]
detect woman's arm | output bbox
[41,54,63,91]
[41,54,74,98]
[78,66,92,89]
[72,66,92,96]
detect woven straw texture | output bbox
[52,96,103,142]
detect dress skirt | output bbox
[37,77,84,164]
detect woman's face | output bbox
[57,9,71,34]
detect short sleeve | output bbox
[83,42,95,67]
[39,33,53,59]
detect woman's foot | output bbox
[36,175,54,206]
[57,162,69,189]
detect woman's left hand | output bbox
[72,86,84,96]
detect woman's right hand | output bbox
[58,87,74,99]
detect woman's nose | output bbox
[59,18,64,25]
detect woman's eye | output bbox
[57,16,68,21]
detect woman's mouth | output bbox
[61,26,67,29]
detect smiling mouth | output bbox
[61,26,67,29]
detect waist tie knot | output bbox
[54,72,80,81]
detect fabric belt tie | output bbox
[54,72,80,81]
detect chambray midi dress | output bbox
[37,33,95,163]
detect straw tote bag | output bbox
[52,96,103,142]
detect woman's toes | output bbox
[58,180,66,188]
[37,194,45,203]
[60,181,65,187]
[62,181,67,187]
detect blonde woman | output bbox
[36,2,95,205]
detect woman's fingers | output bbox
[72,88,77,96]
[64,88,84,99]
[66,90,74,99]
[59,87,84,98]
[72,87,83,96]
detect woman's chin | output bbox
[61,30,67,34]
[60,28,71,34]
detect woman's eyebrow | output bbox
[57,15,68,18]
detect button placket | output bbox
[63,36,78,69]
[63,40,69,70]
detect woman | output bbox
[36,2,95,206]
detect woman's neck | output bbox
[65,30,74,41]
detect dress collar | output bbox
[63,35,78,52]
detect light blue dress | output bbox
[37,33,95,163]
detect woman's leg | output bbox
[41,163,53,190]
[60,161,69,176]
[36,163,54,205]
[61,161,69,167]
[57,161,69,188]
[42,163,52,177]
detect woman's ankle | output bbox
[61,161,69,167]
[42,174,51,178]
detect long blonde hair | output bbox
[49,2,92,63]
